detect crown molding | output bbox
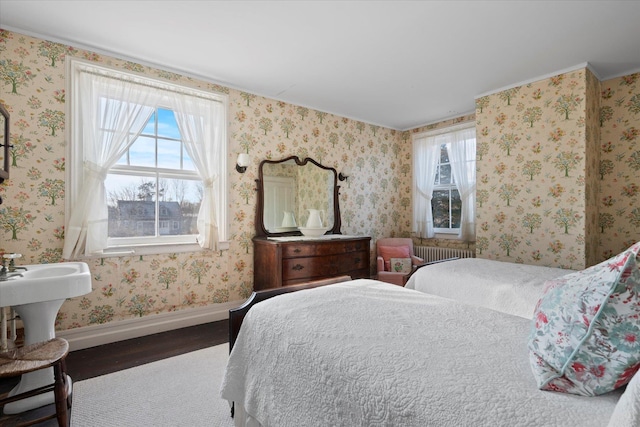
[475,62,595,99]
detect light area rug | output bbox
[71,344,235,426]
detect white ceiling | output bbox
[1,1,640,130]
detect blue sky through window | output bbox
[106,107,202,216]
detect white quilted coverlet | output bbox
[221,279,620,427]
[405,258,573,319]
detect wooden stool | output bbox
[0,338,72,426]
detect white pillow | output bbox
[608,372,640,427]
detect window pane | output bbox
[157,109,181,139]
[160,178,202,235]
[439,144,449,163]
[182,146,195,171]
[106,174,157,238]
[128,136,156,167]
[431,189,450,228]
[451,189,461,228]
[157,139,182,169]
[115,146,128,165]
[141,111,156,135]
[439,164,452,184]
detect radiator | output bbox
[414,246,475,263]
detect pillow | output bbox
[378,245,411,271]
[390,257,412,273]
[528,242,640,396]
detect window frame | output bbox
[66,58,229,258]
[104,106,203,247]
[412,122,476,239]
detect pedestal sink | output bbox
[0,261,92,414]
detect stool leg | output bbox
[53,362,70,427]
[64,358,73,422]
[1,307,7,351]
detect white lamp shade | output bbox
[237,153,250,167]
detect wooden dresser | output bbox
[253,236,371,290]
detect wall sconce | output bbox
[236,153,250,173]
[338,166,351,181]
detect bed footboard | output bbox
[402,257,460,285]
[229,275,352,352]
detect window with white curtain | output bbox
[412,123,476,241]
[64,58,228,258]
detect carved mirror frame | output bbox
[0,103,9,184]
[255,156,342,237]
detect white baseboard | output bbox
[57,300,243,351]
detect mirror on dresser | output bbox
[253,156,371,290]
[254,156,341,237]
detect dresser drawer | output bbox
[281,240,369,258]
[283,251,368,281]
[253,236,371,290]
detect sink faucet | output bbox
[0,253,27,281]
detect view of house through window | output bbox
[106,108,202,240]
[64,58,228,259]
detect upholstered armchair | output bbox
[376,238,424,286]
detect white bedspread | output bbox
[221,280,620,427]
[405,258,573,319]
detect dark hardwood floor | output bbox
[0,319,229,425]
[65,319,229,381]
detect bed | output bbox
[404,257,574,319]
[220,257,639,427]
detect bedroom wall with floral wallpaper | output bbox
[2,27,637,334]
[599,72,640,260]
[475,67,639,269]
[0,29,412,333]
[475,68,592,269]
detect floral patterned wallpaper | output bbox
[0,29,412,332]
[476,69,591,269]
[476,67,639,269]
[1,28,637,335]
[584,70,601,267]
[599,72,640,260]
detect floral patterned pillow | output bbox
[528,242,640,396]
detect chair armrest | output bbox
[411,255,424,266]
[376,256,385,272]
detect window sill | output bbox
[80,240,230,259]
[433,231,462,240]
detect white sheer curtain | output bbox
[413,135,440,238]
[445,127,476,241]
[171,95,226,250]
[63,72,161,259]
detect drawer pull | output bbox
[292,264,305,271]
[354,257,361,264]
[293,248,302,253]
